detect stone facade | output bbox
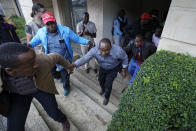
[158,0,196,57]
[0,0,21,16]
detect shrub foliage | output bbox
[10,16,26,39]
[108,50,196,131]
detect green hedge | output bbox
[10,16,26,39]
[108,50,196,131]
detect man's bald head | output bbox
[99,38,112,57]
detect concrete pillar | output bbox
[158,0,196,57]
[87,0,103,44]
[0,0,21,17]
[18,0,33,23]
[52,0,73,28]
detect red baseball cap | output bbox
[42,12,56,24]
[140,12,152,20]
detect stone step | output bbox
[32,99,78,131]
[55,79,112,131]
[73,67,127,106]
[26,103,50,131]
[70,72,117,114]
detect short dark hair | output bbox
[99,38,111,46]
[0,42,30,68]
[84,12,89,16]
[31,2,44,17]
[135,34,144,40]
[118,9,125,16]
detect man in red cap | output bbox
[124,12,155,41]
[29,12,93,96]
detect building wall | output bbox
[0,0,20,16]
[18,0,33,23]
[87,0,171,43]
[32,0,54,13]
[158,0,196,57]
[87,0,103,44]
[18,0,54,24]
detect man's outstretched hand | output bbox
[68,63,76,74]
[121,69,127,78]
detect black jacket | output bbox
[0,22,20,44]
[124,40,156,62]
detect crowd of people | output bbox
[0,2,166,131]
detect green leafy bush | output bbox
[108,50,196,131]
[10,16,26,39]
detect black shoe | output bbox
[103,98,109,105]
[85,68,89,73]
[94,69,97,74]
[99,90,104,95]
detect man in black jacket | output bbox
[124,34,156,85]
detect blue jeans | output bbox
[60,69,70,95]
[128,58,141,85]
[7,90,67,131]
[51,67,70,95]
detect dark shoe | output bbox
[94,69,98,74]
[103,98,109,105]
[62,120,70,131]
[85,68,89,73]
[99,90,104,95]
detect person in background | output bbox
[112,9,127,47]
[77,12,97,73]
[152,26,162,48]
[0,5,20,44]
[29,12,92,96]
[71,38,128,105]
[149,9,160,29]
[25,2,45,53]
[0,42,72,131]
[124,34,156,85]
[125,12,154,41]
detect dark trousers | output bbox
[51,67,70,92]
[7,90,67,131]
[98,65,122,99]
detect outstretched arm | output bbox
[73,47,96,68]
[47,53,71,70]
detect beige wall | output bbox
[0,0,20,16]
[18,0,54,24]
[158,0,196,57]
[18,0,33,23]
[87,0,103,44]
[19,0,73,27]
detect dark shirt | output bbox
[124,40,156,62]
